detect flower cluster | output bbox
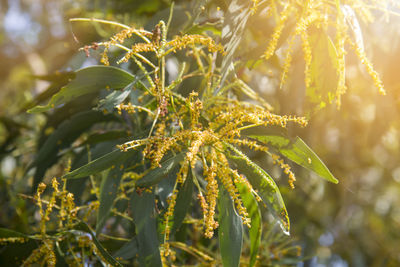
[271,153,297,189]
[16,177,102,266]
[87,16,309,262]
[261,0,387,108]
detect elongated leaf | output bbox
[218,186,243,267]
[67,140,123,204]
[96,166,124,234]
[0,229,37,265]
[135,153,184,187]
[130,191,161,267]
[82,130,128,146]
[31,110,117,189]
[0,228,30,238]
[113,237,139,260]
[226,144,290,234]
[74,222,123,266]
[307,28,339,109]
[22,71,76,112]
[236,183,261,267]
[217,0,253,91]
[64,149,136,179]
[97,82,133,113]
[171,172,193,233]
[250,135,338,184]
[33,110,116,167]
[28,66,135,113]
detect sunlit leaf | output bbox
[307,28,339,108]
[226,144,290,234]
[218,0,253,90]
[28,66,135,113]
[250,135,338,184]
[236,183,261,267]
[218,186,243,267]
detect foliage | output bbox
[1,0,400,266]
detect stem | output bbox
[236,123,264,132]
[70,17,131,29]
[70,18,151,43]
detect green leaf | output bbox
[22,71,76,112]
[250,135,338,184]
[113,237,139,260]
[0,228,37,265]
[217,0,253,90]
[218,186,243,267]
[96,166,124,234]
[74,222,123,266]
[28,65,135,113]
[130,191,162,267]
[31,110,117,189]
[226,144,290,235]
[97,82,133,113]
[66,140,122,203]
[82,130,128,146]
[307,28,339,108]
[236,183,261,267]
[171,171,193,233]
[185,22,221,35]
[0,228,30,238]
[135,153,184,187]
[64,149,136,179]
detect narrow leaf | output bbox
[96,166,124,234]
[74,222,123,266]
[227,144,290,234]
[64,149,136,179]
[236,183,261,267]
[31,110,117,189]
[135,153,184,187]
[113,237,139,260]
[0,228,30,238]
[171,171,193,233]
[28,66,135,113]
[218,186,243,267]
[97,82,133,113]
[250,135,338,184]
[217,0,252,90]
[0,229,37,265]
[307,28,339,108]
[130,191,162,267]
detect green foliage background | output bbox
[1,0,400,266]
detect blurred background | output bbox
[0,0,400,266]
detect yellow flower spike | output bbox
[166,35,225,55]
[264,5,291,60]
[271,153,297,189]
[350,39,385,96]
[215,151,250,227]
[280,35,295,88]
[335,10,348,108]
[202,150,219,238]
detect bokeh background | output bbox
[1,0,400,266]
